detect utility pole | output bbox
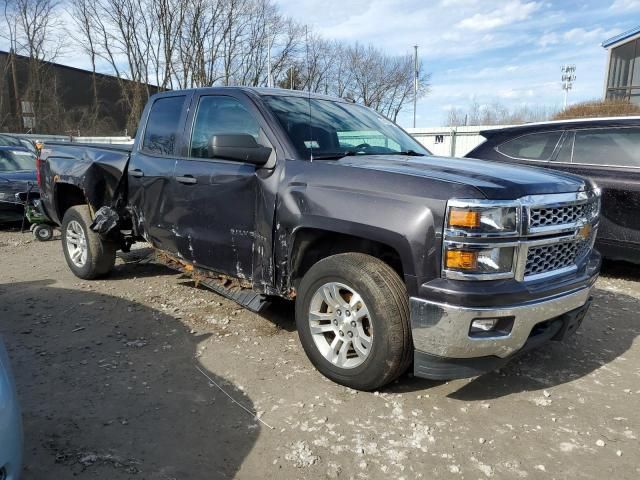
[561,64,576,109]
[9,49,22,130]
[413,45,418,128]
[290,66,294,89]
[267,24,273,88]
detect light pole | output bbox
[561,64,576,109]
[266,24,273,88]
[413,45,418,128]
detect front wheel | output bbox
[295,253,412,391]
[61,205,116,279]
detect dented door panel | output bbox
[127,151,179,252]
[170,158,258,278]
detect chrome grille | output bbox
[524,234,593,278]
[529,203,588,229]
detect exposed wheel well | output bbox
[290,228,404,286]
[56,184,88,221]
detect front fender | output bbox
[276,182,444,296]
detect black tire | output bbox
[33,224,54,241]
[295,253,412,391]
[61,205,116,279]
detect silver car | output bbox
[0,338,22,480]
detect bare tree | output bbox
[1,0,66,132]
[2,0,433,133]
[445,98,555,126]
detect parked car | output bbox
[0,337,23,480]
[38,88,601,390]
[466,117,640,264]
[0,146,38,223]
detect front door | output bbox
[171,94,276,280]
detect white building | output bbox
[603,26,640,104]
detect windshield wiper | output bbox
[401,150,425,156]
[350,150,426,157]
[309,149,425,160]
[309,151,357,160]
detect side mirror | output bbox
[208,134,272,166]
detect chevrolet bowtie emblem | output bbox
[577,223,592,241]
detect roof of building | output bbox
[602,25,640,49]
[0,50,159,87]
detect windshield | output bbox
[262,95,430,160]
[0,149,36,172]
[0,135,36,154]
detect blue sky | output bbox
[275,0,640,127]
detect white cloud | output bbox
[610,0,640,11]
[538,26,622,48]
[538,32,560,47]
[276,0,633,126]
[456,1,541,31]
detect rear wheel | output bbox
[61,205,116,279]
[296,253,412,391]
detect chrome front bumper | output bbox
[410,286,593,359]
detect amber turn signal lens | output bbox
[446,250,478,270]
[449,209,480,228]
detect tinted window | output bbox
[554,132,574,163]
[572,128,640,168]
[142,96,186,155]
[496,131,562,160]
[190,96,262,158]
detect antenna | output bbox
[413,45,418,128]
[305,25,313,161]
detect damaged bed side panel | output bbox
[39,143,132,225]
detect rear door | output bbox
[170,93,277,279]
[492,130,564,166]
[128,93,191,253]
[550,126,640,253]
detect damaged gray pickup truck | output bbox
[38,87,601,390]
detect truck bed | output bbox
[38,142,132,225]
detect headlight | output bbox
[445,246,515,275]
[447,205,518,235]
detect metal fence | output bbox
[407,125,513,157]
[8,133,134,145]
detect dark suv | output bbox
[467,117,640,264]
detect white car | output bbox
[0,337,22,480]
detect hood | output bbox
[0,170,37,184]
[334,155,590,200]
[0,170,38,200]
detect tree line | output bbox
[1,0,430,135]
[445,99,556,127]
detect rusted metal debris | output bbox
[155,250,252,291]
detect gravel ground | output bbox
[0,229,639,479]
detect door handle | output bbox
[130,168,144,178]
[176,175,198,185]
